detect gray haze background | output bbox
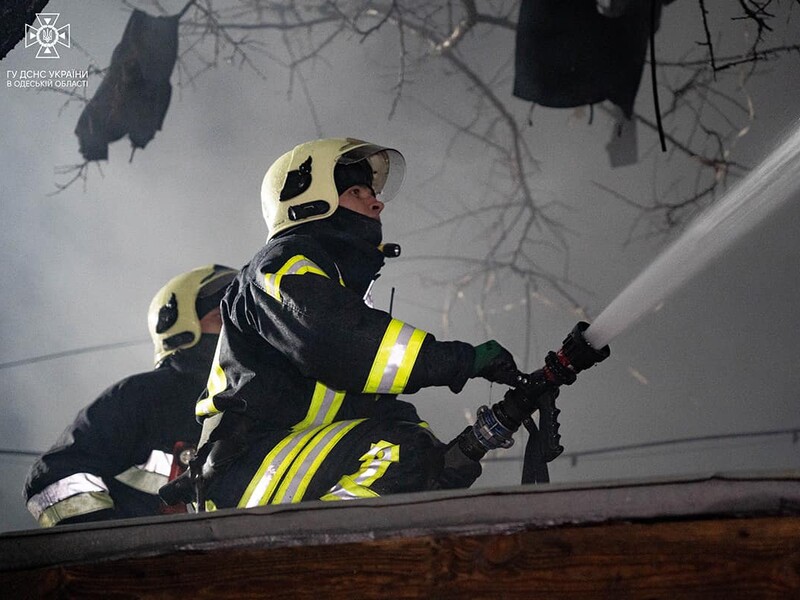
[1,1,798,532]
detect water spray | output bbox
[584,120,800,350]
[449,120,800,485]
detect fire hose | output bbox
[444,322,610,484]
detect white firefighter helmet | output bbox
[147,264,237,366]
[261,137,406,239]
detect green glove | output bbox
[472,340,518,386]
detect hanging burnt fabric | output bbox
[513,0,670,118]
[75,10,179,161]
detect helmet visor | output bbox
[338,144,405,202]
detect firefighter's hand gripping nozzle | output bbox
[449,322,611,463]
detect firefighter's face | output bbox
[198,307,223,334]
[338,185,385,221]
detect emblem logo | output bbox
[280,156,313,201]
[25,13,71,59]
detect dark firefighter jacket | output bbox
[24,336,215,527]
[196,209,476,441]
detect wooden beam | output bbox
[5,515,799,598]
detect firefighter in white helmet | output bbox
[25,265,236,526]
[162,139,517,510]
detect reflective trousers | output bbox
[205,418,477,509]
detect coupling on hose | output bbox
[458,381,559,457]
[471,404,516,452]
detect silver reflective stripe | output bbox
[115,450,173,494]
[292,382,345,432]
[274,420,362,504]
[315,386,341,426]
[325,483,361,500]
[139,449,173,476]
[263,256,329,302]
[324,441,399,500]
[363,278,376,308]
[26,472,108,520]
[241,420,364,508]
[375,323,416,392]
[286,258,322,276]
[364,320,428,395]
[242,429,317,508]
[350,442,399,487]
[37,492,115,528]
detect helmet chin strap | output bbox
[378,243,401,258]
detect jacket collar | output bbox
[162,333,218,376]
[284,209,385,297]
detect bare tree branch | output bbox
[47,0,799,342]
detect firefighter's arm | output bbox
[251,254,475,394]
[24,381,144,527]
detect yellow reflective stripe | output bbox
[364,320,403,391]
[363,319,428,394]
[196,339,225,418]
[334,265,345,287]
[238,425,324,508]
[188,499,218,513]
[36,491,114,528]
[272,419,364,504]
[195,397,217,418]
[263,255,329,302]
[320,475,379,501]
[292,382,346,432]
[263,273,279,301]
[321,440,400,501]
[115,467,169,495]
[354,441,399,488]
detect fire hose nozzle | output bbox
[451,322,610,460]
[559,321,611,374]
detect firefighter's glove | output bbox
[472,340,518,386]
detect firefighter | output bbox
[24,264,237,526]
[175,138,521,510]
